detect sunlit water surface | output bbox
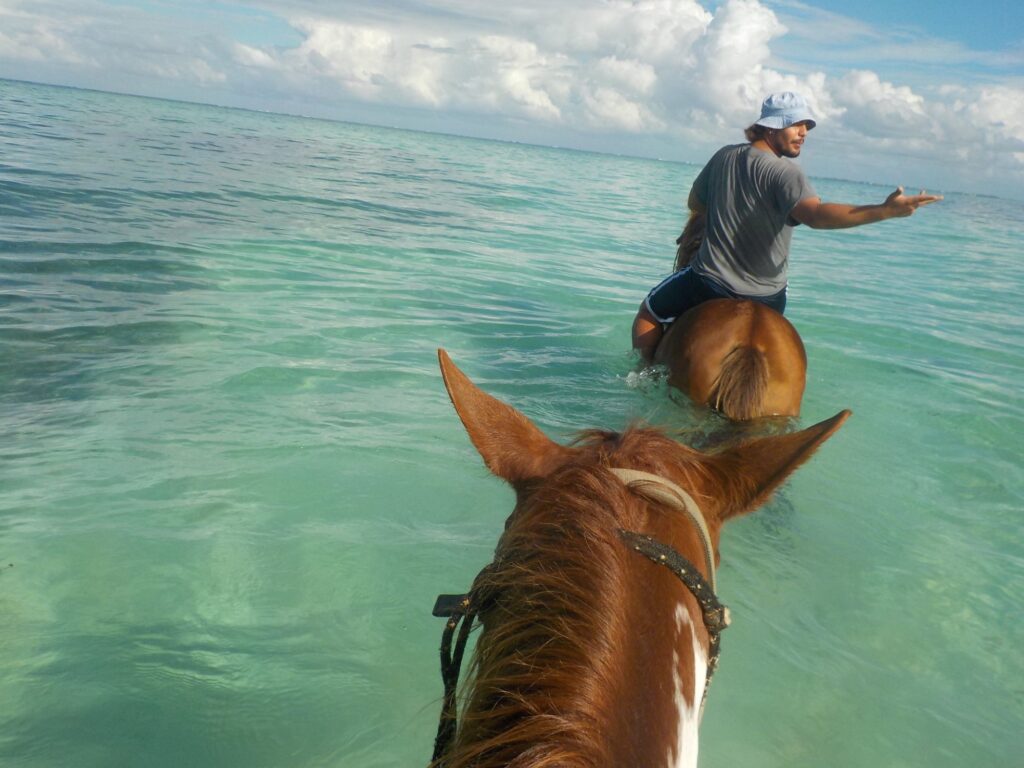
[1,79,1022,767]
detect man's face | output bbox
[767,122,811,158]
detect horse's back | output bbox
[654,299,807,419]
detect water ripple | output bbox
[1,78,1021,768]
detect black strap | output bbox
[432,593,471,618]
[617,529,730,705]
[431,594,476,767]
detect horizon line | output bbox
[2,75,1014,204]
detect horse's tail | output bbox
[708,345,768,420]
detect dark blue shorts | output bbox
[644,267,787,325]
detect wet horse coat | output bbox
[655,298,808,420]
[431,349,848,767]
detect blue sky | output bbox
[782,0,1022,50]
[1,0,1022,199]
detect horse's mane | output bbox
[438,426,718,768]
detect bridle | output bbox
[608,468,718,592]
[608,467,731,719]
[428,467,731,766]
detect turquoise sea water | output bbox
[1,78,1022,767]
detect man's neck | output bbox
[750,138,780,158]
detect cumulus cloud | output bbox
[267,0,793,132]
[289,21,402,100]
[935,83,1024,157]
[0,0,1022,195]
[825,71,1024,173]
[530,0,711,62]
[832,70,932,137]
[697,0,786,102]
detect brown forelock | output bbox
[441,427,718,768]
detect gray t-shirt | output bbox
[690,144,817,296]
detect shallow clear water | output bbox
[1,78,1022,767]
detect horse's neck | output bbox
[467,573,710,768]
[456,482,713,767]
[602,565,709,768]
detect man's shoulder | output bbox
[711,143,749,160]
[748,147,803,169]
[748,149,808,182]
[703,143,751,173]
[708,143,803,176]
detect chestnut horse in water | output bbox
[430,349,849,768]
[649,211,808,420]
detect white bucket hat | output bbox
[754,92,816,130]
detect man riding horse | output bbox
[632,91,942,363]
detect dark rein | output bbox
[428,531,730,766]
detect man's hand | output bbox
[882,186,943,218]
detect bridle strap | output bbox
[617,529,730,716]
[430,595,475,767]
[608,467,717,592]
[610,468,728,716]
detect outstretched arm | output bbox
[791,187,942,230]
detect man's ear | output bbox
[705,410,851,521]
[439,349,574,485]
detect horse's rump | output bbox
[655,299,806,419]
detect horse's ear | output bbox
[707,410,852,521]
[438,349,574,485]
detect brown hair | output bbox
[674,210,705,272]
[744,123,770,142]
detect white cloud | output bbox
[818,71,1024,181]
[272,20,571,119]
[469,35,567,120]
[582,84,661,132]
[233,43,277,69]
[832,70,932,136]
[289,21,398,99]
[269,0,787,133]
[964,86,1024,146]
[933,83,1024,157]
[592,56,658,95]
[0,15,93,65]
[531,0,712,62]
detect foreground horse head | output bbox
[431,349,849,768]
[654,298,808,420]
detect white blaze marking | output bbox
[667,602,708,768]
